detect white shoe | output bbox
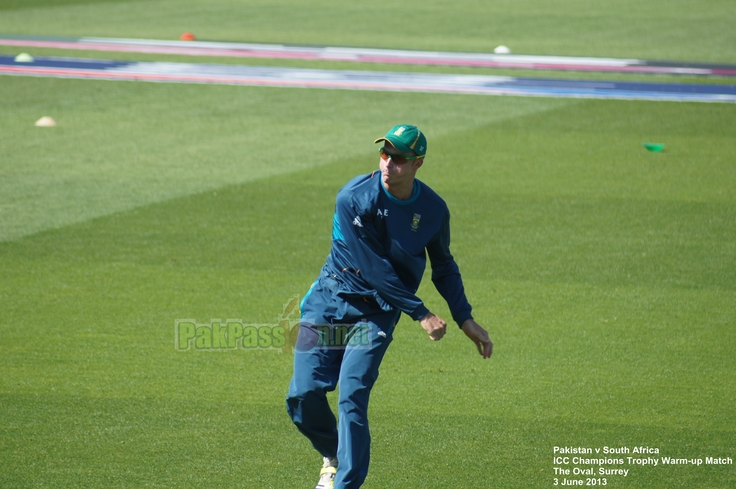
[315,457,338,489]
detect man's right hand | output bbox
[419,312,447,341]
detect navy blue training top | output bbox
[324,170,473,327]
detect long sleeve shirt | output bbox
[324,170,473,327]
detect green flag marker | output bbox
[643,143,665,152]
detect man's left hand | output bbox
[419,312,447,341]
[460,319,493,359]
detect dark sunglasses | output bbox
[379,146,419,164]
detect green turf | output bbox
[0,0,140,12]
[0,76,569,242]
[1,0,735,62]
[2,87,735,487]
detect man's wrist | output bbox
[458,316,474,329]
[453,310,473,329]
[412,304,430,321]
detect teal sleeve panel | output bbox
[332,212,344,241]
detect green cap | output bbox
[374,124,427,158]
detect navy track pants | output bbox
[286,270,399,489]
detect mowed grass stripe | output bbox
[0,0,735,62]
[0,75,570,242]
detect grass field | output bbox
[1,0,735,488]
[2,0,736,62]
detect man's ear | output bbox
[413,158,424,170]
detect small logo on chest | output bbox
[411,213,421,231]
[377,209,389,217]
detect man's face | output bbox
[379,144,423,187]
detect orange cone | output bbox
[180,32,196,41]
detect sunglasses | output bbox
[379,147,420,164]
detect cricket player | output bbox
[286,124,493,489]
